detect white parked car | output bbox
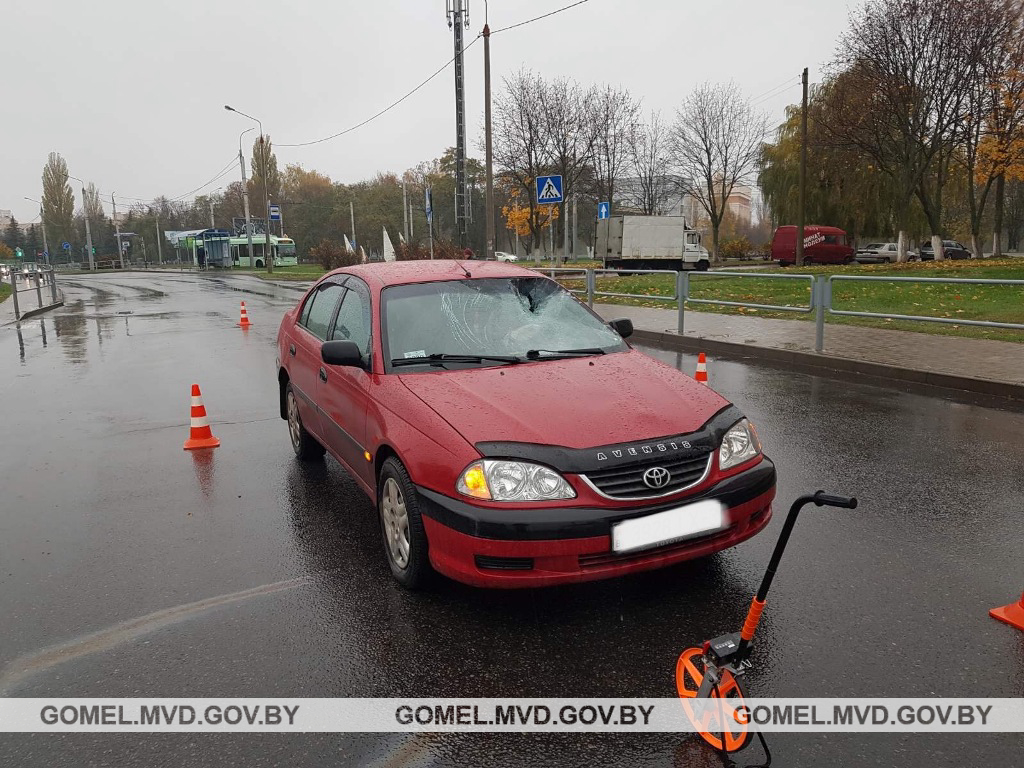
[494,251,518,262]
[855,242,914,263]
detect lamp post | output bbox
[225,105,272,274]
[68,175,94,270]
[24,196,50,266]
[237,127,255,268]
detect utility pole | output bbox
[426,187,434,260]
[112,193,124,269]
[795,67,808,268]
[156,216,163,264]
[209,198,216,229]
[483,15,495,261]
[260,136,273,273]
[350,201,356,249]
[447,0,470,249]
[402,181,409,242]
[70,177,95,270]
[572,195,577,261]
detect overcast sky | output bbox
[4,0,855,223]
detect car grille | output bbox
[581,451,712,499]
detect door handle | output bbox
[319,367,328,382]
[289,344,296,357]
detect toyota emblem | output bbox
[642,466,671,489]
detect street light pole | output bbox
[24,197,49,266]
[238,127,255,268]
[69,175,94,270]
[225,105,272,274]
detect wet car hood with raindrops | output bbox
[396,348,732,449]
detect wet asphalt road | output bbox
[0,272,1022,767]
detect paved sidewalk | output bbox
[593,303,1024,388]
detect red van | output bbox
[771,226,855,266]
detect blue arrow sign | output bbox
[536,175,563,205]
[43,249,49,258]
[598,202,610,220]
[62,241,71,250]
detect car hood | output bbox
[397,349,732,449]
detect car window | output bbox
[301,283,345,340]
[330,281,372,359]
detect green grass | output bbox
[238,266,328,282]
[0,282,10,304]
[558,259,1024,343]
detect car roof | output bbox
[326,260,539,288]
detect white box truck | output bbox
[596,215,710,271]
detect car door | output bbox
[289,279,347,439]
[317,277,374,486]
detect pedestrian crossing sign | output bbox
[536,175,564,204]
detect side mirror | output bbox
[609,317,633,339]
[322,340,365,368]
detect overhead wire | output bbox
[278,0,594,149]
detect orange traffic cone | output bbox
[184,384,221,450]
[237,301,252,328]
[990,592,1024,631]
[695,352,709,385]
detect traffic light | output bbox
[91,247,96,255]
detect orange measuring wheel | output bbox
[675,647,752,753]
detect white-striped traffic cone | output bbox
[237,301,252,328]
[695,352,709,385]
[184,384,221,450]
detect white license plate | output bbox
[611,499,726,554]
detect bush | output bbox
[310,239,359,270]
[719,236,753,261]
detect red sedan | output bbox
[276,261,775,588]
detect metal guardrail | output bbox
[534,267,1024,353]
[6,266,61,321]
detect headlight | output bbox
[457,460,576,502]
[719,419,761,470]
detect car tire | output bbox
[255,259,264,268]
[378,457,433,589]
[285,383,326,461]
[695,260,710,272]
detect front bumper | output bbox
[416,457,776,588]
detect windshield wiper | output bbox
[391,353,523,368]
[525,347,608,360]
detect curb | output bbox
[630,329,1024,401]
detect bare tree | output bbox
[492,69,552,252]
[589,84,641,212]
[628,110,673,215]
[541,77,596,261]
[670,82,768,261]
[828,0,996,261]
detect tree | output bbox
[492,69,553,254]
[670,81,768,262]
[628,111,673,215]
[829,0,996,260]
[3,217,24,250]
[42,152,75,250]
[589,84,640,213]
[950,0,1021,258]
[0,243,14,261]
[250,135,282,213]
[25,224,40,258]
